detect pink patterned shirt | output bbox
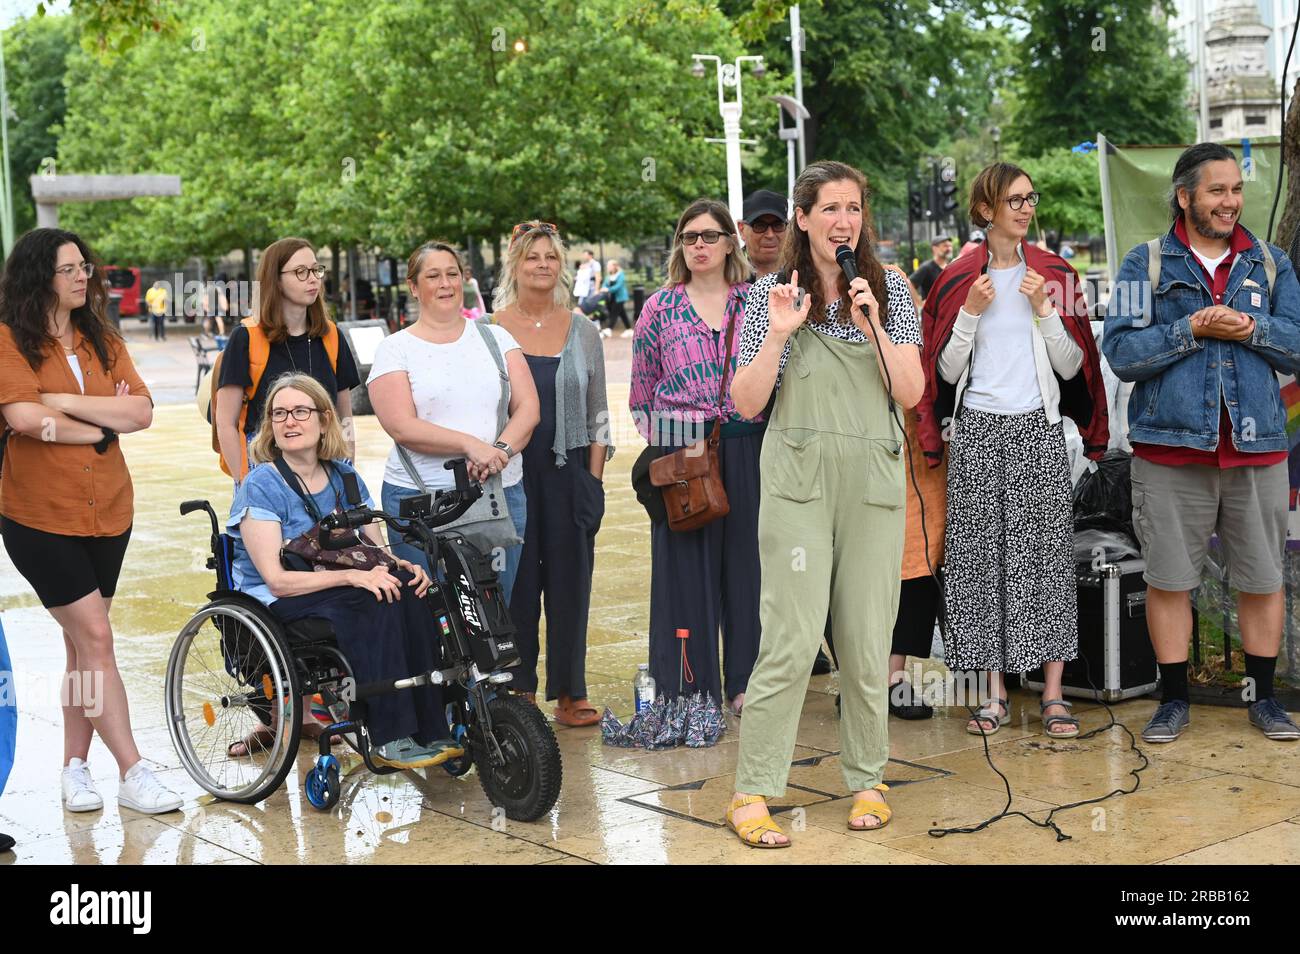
[629,282,757,447]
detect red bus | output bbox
[104,266,143,317]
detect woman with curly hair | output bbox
[0,228,182,816]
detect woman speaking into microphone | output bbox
[724,160,924,848]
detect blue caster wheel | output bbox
[305,755,341,810]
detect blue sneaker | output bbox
[1141,699,1191,743]
[1247,698,1300,741]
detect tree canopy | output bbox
[6,0,1202,265]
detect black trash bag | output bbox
[1072,449,1135,539]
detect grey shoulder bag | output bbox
[395,321,521,553]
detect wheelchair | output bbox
[165,460,562,821]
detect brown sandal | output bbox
[227,724,276,758]
[554,695,601,727]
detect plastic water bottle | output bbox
[633,664,656,715]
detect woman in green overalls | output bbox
[726,161,926,847]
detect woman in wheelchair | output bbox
[226,372,462,764]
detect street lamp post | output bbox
[789,4,806,171]
[692,53,765,223]
[770,95,811,215]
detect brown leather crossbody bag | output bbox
[648,311,739,532]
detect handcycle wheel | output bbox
[476,694,562,821]
[165,601,303,804]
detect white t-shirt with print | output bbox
[575,261,598,298]
[368,322,523,491]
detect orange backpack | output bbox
[208,315,340,478]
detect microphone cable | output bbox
[928,647,1151,841]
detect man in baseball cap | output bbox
[739,189,789,280]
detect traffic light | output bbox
[908,188,925,219]
[939,181,959,216]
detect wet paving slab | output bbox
[1,342,1298,864]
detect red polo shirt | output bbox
[1132,219,1286,469]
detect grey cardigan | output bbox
[488,313,615,467]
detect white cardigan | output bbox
[939,302,1084,424]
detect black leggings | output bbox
[603,299,631,330]
[0,517,132,609]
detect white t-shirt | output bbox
[574,261,598,298]
[65,353,85,393]
[367,322,523,491]
[961,262,1045,415]
[1191,247,1231,282]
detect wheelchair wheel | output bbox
[165,601,303,803]
[305,755,341,810]
[476,694,562,821]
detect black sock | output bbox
[1160,661,1189,704]
[1243,653,1276,702]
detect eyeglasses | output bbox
[510,221,558,247]
[746,219,786,235]
[681,230,727,246]
[280,265,327,282]
[1004,192,1041,211]
[54,262,94,279]
[269,405,321,423]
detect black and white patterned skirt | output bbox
[942,406,1078,673]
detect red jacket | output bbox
[916,242,1109,467]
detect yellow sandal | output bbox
[847,783,892,831]
[726,794,791,849]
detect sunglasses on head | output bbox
[510,221,558,248]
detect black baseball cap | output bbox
[742,190,788,223]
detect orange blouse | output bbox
[901,411,946,580]
[0,324,150,537]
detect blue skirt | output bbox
[270,569,450,747]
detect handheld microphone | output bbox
[835,243,857,284]
[834,243,896,418]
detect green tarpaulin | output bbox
[1099,133,1288,280]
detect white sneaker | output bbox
[62,758,104,812]
[599,327,613,338]
[621,329,635,338]
[117,762,183,815]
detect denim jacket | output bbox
[1102,223,1300,454]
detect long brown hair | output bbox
[664,198,750,287]
[779,161,888,327]
[254,238,332,345]
[0,228,119,371]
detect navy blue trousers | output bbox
[648,429,764,702]
[508,453,605,699]
[270,569,449,747]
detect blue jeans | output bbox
[381,480,528,603]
